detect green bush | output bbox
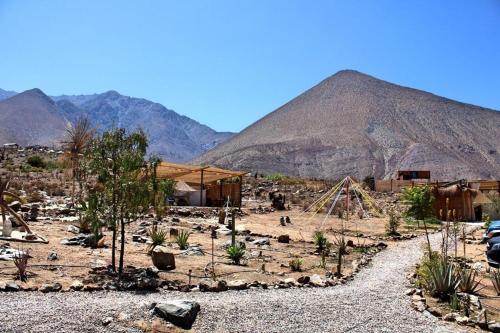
[458,268,481,294]
[491,269,500,295]
[449,293,461,311]
[227,244,245,265]
[289,257,304,272]
[175,230,190,250]
[424,259,459,300]
[313,230,331,253]
[385,209,401,236]
[26,155,46,168]
[147,225,167,253]
[483,213,492,229]
[265,173,286,181]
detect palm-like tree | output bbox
[62,117,94,202]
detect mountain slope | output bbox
[53,91,233,161]
[195,70,500,180]
[0,88,17,101]
[0,89,69,146]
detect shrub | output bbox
[227,244,245,265]
[416,250,442,288]
[385,209,401,236]
[458,268,481,294]
[313,230,330,253]
[424,260,459,300]
[289,257,303,272]
[491,269,500,295]
[175,230,190,250]
[449,293,461,311]
[147,225,167,253]
[483,213,492,229]
[14,249,29,282]
[26,155,46,168]
[265,173,285,181]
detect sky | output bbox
[0,0,499,132]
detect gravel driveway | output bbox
[1,234,469,333]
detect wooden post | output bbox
[219,179,224,207]
[239,176,242,208]
[199,169,204,206]
[231,209,236,247]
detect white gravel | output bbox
[0,234,469,333]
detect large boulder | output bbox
[151,246,175,270]
[277,235,290,243]
[154,300,200,329]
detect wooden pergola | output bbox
[155,162,248,207]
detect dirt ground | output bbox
[0,195,437,291]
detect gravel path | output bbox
[0,234,469,333]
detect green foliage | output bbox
[85,128,149,275]
[26,155,46,168]
[458,268,481,294]
[491,269,500,295]
[385,209,401,236]
[265,173,286,181]
[416,250,442,288]
[423,259,459,300]
[175,230,190,250]
[289,257,304,272]
[82,190,104,247]
[483,213,492,229]
[147,225,167,253]
[313,230,331,253]
[401,185,434,221]
[449,293,461,311]
[227,244,245,265]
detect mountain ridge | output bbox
[195,70,500,180]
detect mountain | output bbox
[53,91,233,161]
[0,88,17,101]
[195,70,500,180]
[0,89,69,146]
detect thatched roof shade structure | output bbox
[155,162,248,207]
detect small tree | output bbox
[385,209,401,236]
[402,185,434,257]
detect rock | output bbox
[132,234,147,243]
[346,239,354,247]
[216,227,232,236]
[5,282,19,291]
[443,312,459,322]
[277,235,290,243]
[39,282,62,293]
[411,294,425,303]
[70,280,84,291]
[297,276,310,284]
[181,245,205,256]
[412,301,427,312]
[8,201,21,212]
[154,300,201,329]
[252,238,270,246]
[227,280,248,290]
[199,280,228,292]
[456,316,469,325]
[376,242,388,248]
[488,323,500,333]
[151,246,176,270]
[47,251,58,261]
[222,239,246,249]
[0,281,6,291]
[405,288,416,296]
[67,225,80,234]
[102,317,113,326]
[283,278,297,285]
[426,306,443,317]
[309,274,324,286]
[171,217,180,223]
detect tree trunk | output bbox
[118,215,125,278]
[423,219,432,259]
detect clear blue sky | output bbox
[0,0,499,132]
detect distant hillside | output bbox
[195,70,500,180]
[0,89,69,146]
[0,89,233,162]
[0,88,17,101]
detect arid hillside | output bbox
[195,70,500,180]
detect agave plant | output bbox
[175,230,190,250]
[147,225,167,253]
[458,268,482,294]
[491,268,500,295]
[227,244,245,265]
[425,260,459,300]
[313,231,330,253]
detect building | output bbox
[155,162,248,207]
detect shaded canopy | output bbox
[156,161,248,184]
